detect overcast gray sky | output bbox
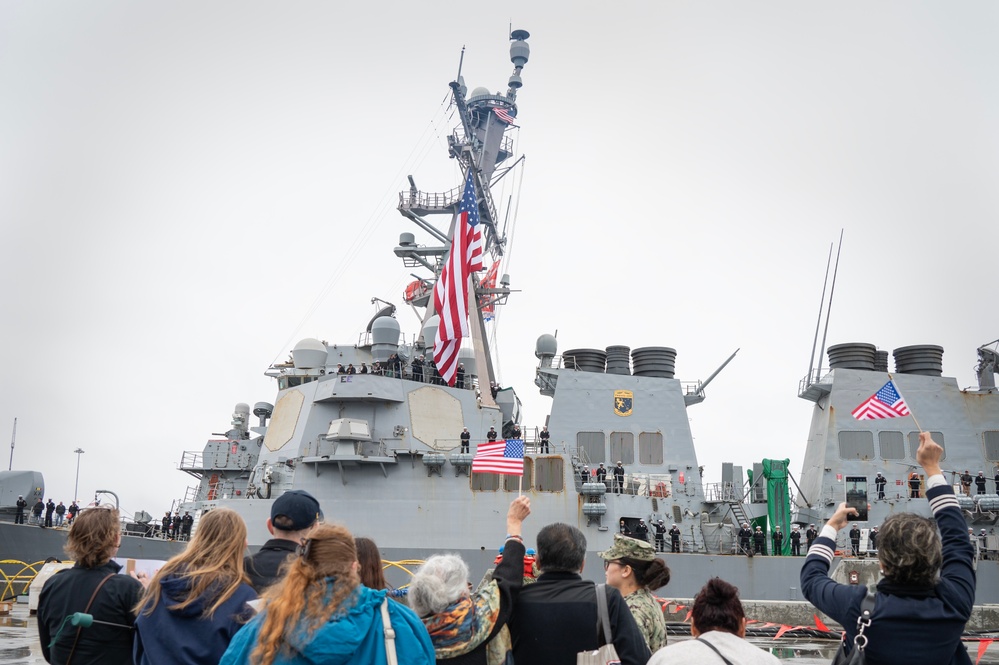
[2,1,997,518]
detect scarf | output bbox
[422,579,504,662]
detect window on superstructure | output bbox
[907,431,946,461]
[878,431,905,460]
[534,458,564,492]
[471,472,500,491]
[639,432,664,465]
[504,459,533,491]
[610,432,634,465]
[577,432,605,464]
[838,431,875,460]
[985,431,999,462]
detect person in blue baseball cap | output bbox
[244,490,323,591]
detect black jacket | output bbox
[37,560,144,665]
[244,538,299,592]
[802,482,974,665]
[509,571,651,665]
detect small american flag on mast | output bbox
[433,168,484,386]
[492,107,518,125]
[852,380,911,420]
[472,439,525,476]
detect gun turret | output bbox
[976,339,999,389]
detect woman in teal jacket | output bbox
[220,522,434,665]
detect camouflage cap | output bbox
[598,533,656,562]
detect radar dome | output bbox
[469,86,491,100]
[292,338,328,369]
[422,315,440,350]
[371,316,401,362]
[536,334,557,358]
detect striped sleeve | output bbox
[925,480,976,618]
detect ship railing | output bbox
[681,381,703,396]
[450,127,514,166]
[703,482,741,503]
[798,367,834,400]
[580,472,673,497]
[433,438,465,452]
[179,451,204,471]
[397,184,463,212]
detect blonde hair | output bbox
[252,523,360,665]
[65,507,120,568]
[136,508,249,619]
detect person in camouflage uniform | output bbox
[599,533,670,653]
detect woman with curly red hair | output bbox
[221,522,433,665]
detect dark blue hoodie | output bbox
[134,573,257,665]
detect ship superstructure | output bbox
[3,33,997,607]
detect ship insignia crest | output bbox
[613,390,633,417]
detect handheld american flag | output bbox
[852,380,911,420]
[433,168,484,385]
[471,439,525,476]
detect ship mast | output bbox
[396,30,531,393]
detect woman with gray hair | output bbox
[409,496,530,665]
[801,432,975,664]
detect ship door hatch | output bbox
[206,474,220,501]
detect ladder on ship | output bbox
[727,500,750,528]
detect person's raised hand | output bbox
[916,431,944,476]
[827,502,858,531]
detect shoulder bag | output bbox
[576,583,621,665]
[830,591,876,665]
[381,597,398,665]
[65,572,116,665]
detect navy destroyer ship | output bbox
[2,31,997,606]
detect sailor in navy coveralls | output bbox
[801,432,975,665]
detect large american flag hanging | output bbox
[433,168,483,385]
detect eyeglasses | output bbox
[603,560,621,570]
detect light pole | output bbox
[73,448,85,502]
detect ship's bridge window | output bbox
[908,431,946,460]
[504,459,533,491]
[610,432,634,465]
[639,432,664,465]
[577,432,605,464]
[534,458,564,492]
[471,472,500,491]
[838,431,875,460]
[985,431,999,462]
[878,431,905,460]
[278,376,314,390]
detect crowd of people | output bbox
[331,354,478,389]
[35,433,981,665]
[14,496,79,527]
